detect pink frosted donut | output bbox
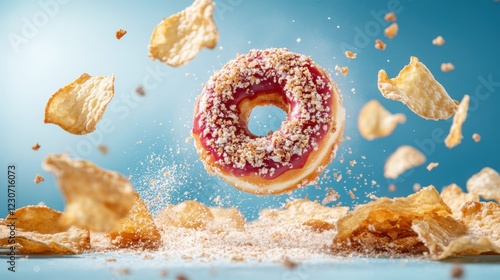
[192,48,345,194]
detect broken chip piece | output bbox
[357,99,406,140]
[148,0,218,67]
[377,56,457,120]
[384,23,398,39]
[0,205,90,254]
[384,145,426,179]
[466,167,500,203]
[444,95,469,148]
[42,154,135,232]
[108,192,162,249]
[44,73,115,135]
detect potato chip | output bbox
[377,56,458,120]
[440,184,479,217]
[209,207,246,232]
[42,154,135,232]
[259,199,348,232]
[374,39,386,50]
[358,99,406,140]
[44,73,115,135]
[384,145,426,179]
[432,36,445,46]
[444,95,469,148]
[115,28,127,40]
[108,192,162,249]
[384,12,397,22]
[148,0,218,67]
[460,201,500,245]
[426,162,439,171]
[466,167,500,203]
[34,174,44,184]
[155,200,214,230]
[333,186,454,255]
[0,206,89,254]
[384,23,398,39]
[345,51,356,59]
[441,63,455,72]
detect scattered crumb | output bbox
[339,157,345,163]
[432,35,445,46]
[426,162,439,171]
[336,174,342,182]
[375,39,386,50]
[384,12,397,22]
[388,184,396,192]
[348,190,356,199]
[384,23,398,39]
[164,172,170,177]
[283,257,298,269]
[345,51,357,59]
[185,137,193,143]
[335,65,348,76]
[231,256,244,262]
[349,160,357,167]
[116,268,130,276]
[34,174,44,184]
[441,63,455,72]
[115,29,127,40]
[472,133,481,142]
[32,142,41,150]
[413,183,421,192]
[135,86,145,96]
[451,264,464,278]
[322,188,340,205]
[143,254,154,260]
[97,145,108,155]
[106,257,117,262]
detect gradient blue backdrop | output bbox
[1,0,499,219]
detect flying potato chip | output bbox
[378,56,458,120]
[440,184,479,217]
[209,207,246,232]
[358,99,406,140]
[259,199,349,232]
[108,192,162,249]
[466,167,500,203]
[44,73,115,135]
[148,0,218,67]
[0,206,89,254]
[42,154,135,232]
[333,186,451,254]
[444,95,469,148]
[156,200,214,230]
[384,145,426,179]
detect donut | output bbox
[192,48,345,194]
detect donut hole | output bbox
[248,105,287,137]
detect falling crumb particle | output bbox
[384,23,398,39]
[185,73,191,77]
[384,12,397,22]
[176,274,189,280]
[32,142,41,150]
[413,183,421,192]
[441,63,455,72]
[472,133,481,142]
[97,145,108,155]
[388,184,397,192]
[164,172,170,177]
[322,188,340,205]
[375,39,386,50]
[348,190,356,199]
[185,137,193,143]
[432,35,445,46]
[143,254,154,260]
[371,180,377,186]
[335,65,348,76]
[159,269,169,277]
[283,257,298,269]
[349,160,357,167]
[426,162,439,171]
[34,174,44,184]
[345,136,352,140]
[219,46,224,50]
[135,86,146,96]
[345,51,356,59]
[339,157,345,163]
[451,264,464,278]
[115,29,127,40]
[336,174,342,182]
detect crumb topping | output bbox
[193,48,337,178]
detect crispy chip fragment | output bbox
[42,154,135,232]
[156,200,214,230]
[444,95,470,148]
[466,167,500,203]
[44,73,115,135]
[333,186,451,254]
[374,39,386,50]
[440,184,479,217]
[259,199,349,232]
[384,23,398,39]
[335,65,348,76]
[0,206,89,254]
[384,12,397,22]
[345,51,357,59]
[441,63,455,72]
[358,100,406,140]
[384,145,426,179]
[148,0,218,67]
[108,192,161,249]
[115,29,127,40]
[426,162,439,171]
[378,56,457,120]
[432,35,445,46]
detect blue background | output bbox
[1,0,499,220]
